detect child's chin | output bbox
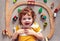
[25,26,30,27]
[24,25,31,28]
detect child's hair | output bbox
[18,7,36,25]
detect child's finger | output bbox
[24,29,28,33]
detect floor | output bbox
[0,0,60,41]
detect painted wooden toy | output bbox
[40,13,47,20]
[2,29,8,36]
[54,8,58,13]
[43,22,48,30]
[42,16,47,20]
[53,13,57,18]
[18,8,21,13]
[43,0,47,3]
[53,4,60,18]
[53,8,58,18]
[13,0,17,4]
[2,29,12,38]
[27,0,35,2]
[2,29,6,35]
[27,0,35,5]
[39,7,42,14]
[54,4,60,13]
[12,16,18,22]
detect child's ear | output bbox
[34,15,36,19]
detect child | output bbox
[12,7,44,41]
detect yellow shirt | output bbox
[14,22,41,41]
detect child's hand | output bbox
[17,29,24,34]
[24,29,36,35]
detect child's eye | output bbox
[28,18,31,20]
[23,18,26,20]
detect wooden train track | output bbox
[6,0,54,40]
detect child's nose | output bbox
[25,19,29,21]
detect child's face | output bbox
[21,14,33,28]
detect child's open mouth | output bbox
[25,23,30,25]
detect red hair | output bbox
[18,7,36,25]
